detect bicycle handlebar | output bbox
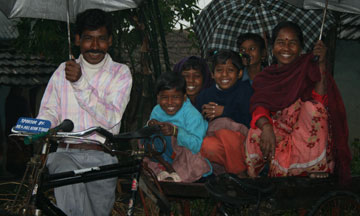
[12,125,161,143]
[11,124,164,157]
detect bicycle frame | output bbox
[8,125,162,216]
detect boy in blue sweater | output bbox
[146,72,211,182]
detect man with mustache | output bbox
[37,9,132,216]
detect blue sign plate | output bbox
[14,117,51,133]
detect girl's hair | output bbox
[155,72,186,95]
[180,56,203,71]
[173,56,213,90]
[237,33,266,52]
[211,50,243,73]
[271,21,304,48]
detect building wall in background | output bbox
[334,40,360,146]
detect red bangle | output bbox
[259,121,271,130]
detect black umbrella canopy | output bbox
[194,0,336,56]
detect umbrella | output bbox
[304,0,360,14]
[290,0,360,40]
[193,0,336,57]
[0,0,143,59]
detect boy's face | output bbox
[181,69,203,97]
[75,26,112,64]
[157,89,186,115]
[212,59,242,90]
[239,39,265,67]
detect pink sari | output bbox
[245,99,334,177]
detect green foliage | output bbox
[351,138,360,175]
[156,0,200,31]
[351,160,360,175]
[14,19,70,63]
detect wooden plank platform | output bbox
[157,175,360,210]
[119,174,360,211]
[159,182,209,199]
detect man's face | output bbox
[75,26,112,64]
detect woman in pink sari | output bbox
[245,21,351,184]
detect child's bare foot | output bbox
[309,172,329,178]
[157,171,182,182]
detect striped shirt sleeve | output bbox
[70,64,133,129]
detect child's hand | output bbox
[159,122,177,136]
[202,102,224,121]
[148,119,160,126]
[148,120,177,136]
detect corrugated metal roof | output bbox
[340,13,360,26]
[338,26,360,40]
[0,12,57,86]
[1,9,56,85]
[338,13,360,40]
[0,12,19,39]
[0,49,57,85]
[0,75,50,85]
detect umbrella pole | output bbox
[66,0,72,60]
[313,0,329,62]
[318,0,329,40]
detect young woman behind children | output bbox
[237,33,267,85]
[245,21,351,184]
[173,56,212,105]
[145,72,212,183]
[196,50,253,177]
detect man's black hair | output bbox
[211,50,243,73]
[75,9,112,36]
[237,33,266,52]
[155,72,186,95]
[271,21,304,48]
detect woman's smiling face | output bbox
[181,69,203,97]
[272,27,302,67]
